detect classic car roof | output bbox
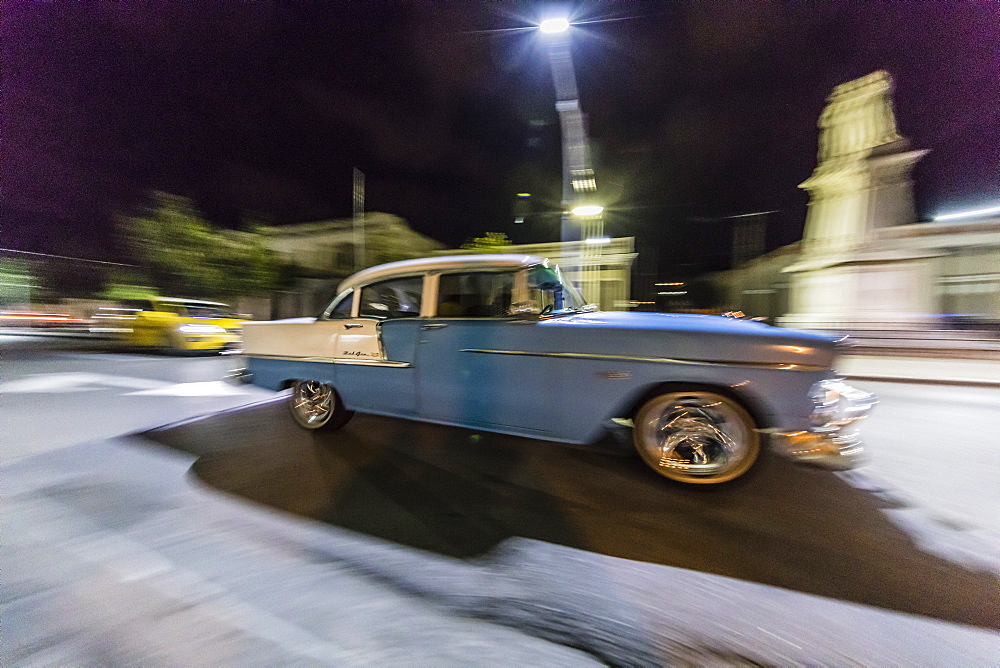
[152,297,230,307]
[337,254,547,292]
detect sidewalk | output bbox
[838,354,1000,386]
[3,437,600,666]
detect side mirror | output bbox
[509,301,541,317]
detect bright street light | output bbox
[539,18,570,33]
[585,236,611,245]
[934,203,1000,222]
[572,204,604,216]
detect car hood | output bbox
[540,310,840,368]
[258,317,317,325]
[548,311,831,338]
[183,316,246,327]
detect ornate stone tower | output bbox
[780,71,939,330]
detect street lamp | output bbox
[572,204,604,217]
[539,18,570,33]
[538,15,604,306]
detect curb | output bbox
[841,374,1000,388]
[140,392,287,435]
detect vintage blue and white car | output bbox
[242,254,875,484]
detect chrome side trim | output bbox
[459,348,826,371]
[247,353,412,368]
[225,367,253,384]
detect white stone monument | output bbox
[780,71,941,330]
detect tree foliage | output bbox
[460,232,512,251]
[34,260,108,300]
[0,258,38,305]
[122,192,280,299]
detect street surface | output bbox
[144,386,1000,627]
[3,333,999,664]
[0,335,272,461]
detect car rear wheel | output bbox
[633,390,759,484]
[289,380,354,431]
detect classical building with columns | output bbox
[715,71,1000,330]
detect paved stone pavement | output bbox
[3,437,602,666]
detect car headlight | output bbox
[178,323,226,334]
[809,379,877,431]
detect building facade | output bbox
[715,71,1000,330]
[260,212,445,318]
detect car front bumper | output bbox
[771,429,866,469]
[177,333,242,350]
[771,379,877,470]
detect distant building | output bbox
[261,212,444,277]
[260,212,445,318]
[258,214,637,316]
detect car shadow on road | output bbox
[141,400,1000,630]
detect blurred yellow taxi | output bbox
[117,297,246,353]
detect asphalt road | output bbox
[4,335,999,637]
[140,396,998,630]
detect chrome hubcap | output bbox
[637,393,753,480]
[293,381,334,426]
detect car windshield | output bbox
[183,304,234,318]
[527,265,589,314]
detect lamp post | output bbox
[352,167,366,271]
[538,17,604,304]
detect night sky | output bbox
[4,2,998,276]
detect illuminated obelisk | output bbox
[780,71,939,330]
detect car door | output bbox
[332,275,424,416]
[134,300,182,347]
[416,271,554,436]
[121,299,158,346]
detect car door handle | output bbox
[343,323,363,329]
[421,323,448,330]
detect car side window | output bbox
[122,299,154,312]
[359,277,422,319]
[323,290,354,319]
[436,272,514,317]
[186,305,226,318]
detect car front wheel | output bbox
[289,380,354,431]
[633,390,759,484]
